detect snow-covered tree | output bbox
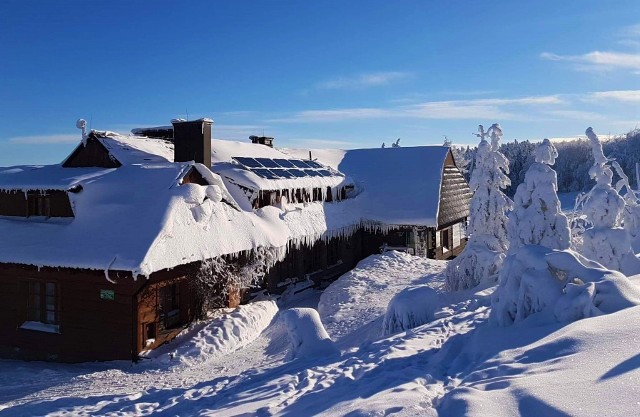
[491,140,572,325]
[445,124,513,291]
[508,138,570,251]
[578,128,640,274]
[194,246,282,318]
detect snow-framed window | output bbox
[160,283,181,329]
[20,280,60,332]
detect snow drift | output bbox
[152,300,278,366]
[282,308,339,359]
[381,285,444,335]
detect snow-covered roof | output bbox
[0,134,360,275]
[209,139,349,192]
[0,161,281,276]
[0,131,466,275]
[283,146,453,226]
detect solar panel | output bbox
[273,169,295,178]
[305,160,324,169]
[255,158,280,168]
[233,157,263,168]
[252,168,280,179]
[273,158,296,168]
[288,169,307,178]
[234,156,345,180]
[290,160,311,168]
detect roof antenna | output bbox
[186,108,189,121]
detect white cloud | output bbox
[8,134,80,144]
[316,71,412,90]
[541,51,640,73]
[541,109,607,121]
[290,138,357,148]
[618,23,640,40]
[583,90,640,103]
[270,95,561,123]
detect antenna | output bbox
[186,108,189,121]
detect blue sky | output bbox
[1,0,639,166]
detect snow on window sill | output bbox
[20,321,60,334]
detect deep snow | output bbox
[1,251,639,416]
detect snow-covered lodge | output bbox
[0,118,472,361]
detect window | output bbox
[144,322,156,347]
[27,192,51,217]
[160,283,181,329]
[441,228,451,251]
[22,280,60,332]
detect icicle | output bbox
[104,256,117,284]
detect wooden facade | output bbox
[0,142,471,362]
[0,189,75,218]
[63,135,121,168]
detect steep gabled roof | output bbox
[283,146,471,227]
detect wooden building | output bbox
[0,118,471,362]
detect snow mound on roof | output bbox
[282,308,339,359]
[151,300,278,366]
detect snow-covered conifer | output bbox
[579,128,640,274]
[508,138,570,251]
[445,124,513,291]
[491,140,570,325]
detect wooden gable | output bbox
[63,135,121,168]
[437,149,472,228]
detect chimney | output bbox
[171,118,213,167]
[250,135,274,148]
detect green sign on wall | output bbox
[100,289,115,301]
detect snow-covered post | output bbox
[445,123,513,291]
[579,128,640,274]
[76,118,88,146]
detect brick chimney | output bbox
[171,118,213,167]
[250,135,274,148]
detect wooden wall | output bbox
[0,190,74,218]
[0,264,143,362]
[265,232,365,292]
[62,137,121,168]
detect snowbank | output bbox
[490,245,640,326]
[150,300,278,366]
[318,251,446,343]
[281,308,339,359]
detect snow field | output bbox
[1,251,640,416]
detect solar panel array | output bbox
[232,157,344,179]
